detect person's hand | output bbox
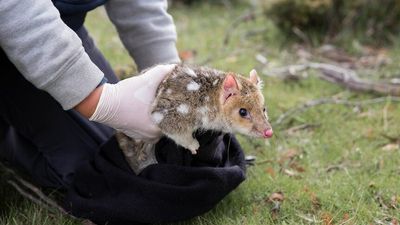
[88,64,176,142]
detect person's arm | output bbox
[105,0,181,71]
[74,85,104,118]
[0,0,175,141]
[0,0,104,110]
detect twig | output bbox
[263,62,400,96]
[285,123,320,135]
[0,162,75,219]
[274,96,400,125]
[0,162,66,212]
[325,164,346,173]
[7,180,55,211]
[14,176,66,213]
[292,27,311,46]
[255,159,274,165]
[223,9,262,46]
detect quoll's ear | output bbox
[221,73,240,103]
[249,69,263,89]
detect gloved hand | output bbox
[89,64,176,142]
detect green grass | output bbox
[1,2,399,225]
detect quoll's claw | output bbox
[263,129,273,138]
[187,141,200,154]
[190,149,197,155]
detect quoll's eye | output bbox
[263,107,266,112]
[239,108,248,117]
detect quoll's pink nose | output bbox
[263,129,273,138]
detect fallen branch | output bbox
[7,180,56,211]
[274,96,400,125]
[223,9,261,46]
[0,162,77,219]
[263,62,400,96]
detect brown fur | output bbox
[151,64,272,154]
[116,64,272,173]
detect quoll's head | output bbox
[220,69,273,138]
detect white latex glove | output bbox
[89,64,176,142]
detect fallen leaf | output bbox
[265,167,276,178]
[279,148,300,165]
[179,50,196,62]
[310,192,322,210]
[267,191,284,220]
[282,168,300,178]
[269,192,284,202]
[341,213,350,224]
[290,162,306,173]
[321,211,334,225]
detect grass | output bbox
[1,2,399,225]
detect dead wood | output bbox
[263,62,400,96]
[0,162,85,222]
[274,96,400,125]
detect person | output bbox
[0,1,248,224]
[0,0,181,188]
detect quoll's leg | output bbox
[164,132,200,154]
[115,132,158,174]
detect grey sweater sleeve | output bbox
[0,0,104,110]
[105,0,181,71]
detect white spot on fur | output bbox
[151,112,164,124]
[198,106,210,125]
[184,67,197,77]
[125,150,134,157]
[166,89,172,94]
[177,104,189,114]
[198,106,209,115]
[213,79,219,86]
[187,81,200,91]
[204,96,210,101]
[202,116,209,125]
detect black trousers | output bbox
[0,27,119,189]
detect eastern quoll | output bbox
[116,64,273,174]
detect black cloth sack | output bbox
[63,132,247,225]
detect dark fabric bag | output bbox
[63,132,247,225]
[52,0,107,30]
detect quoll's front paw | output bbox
[164,133,200,155]
[187,140,200,155]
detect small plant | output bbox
[263,0,400,45]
